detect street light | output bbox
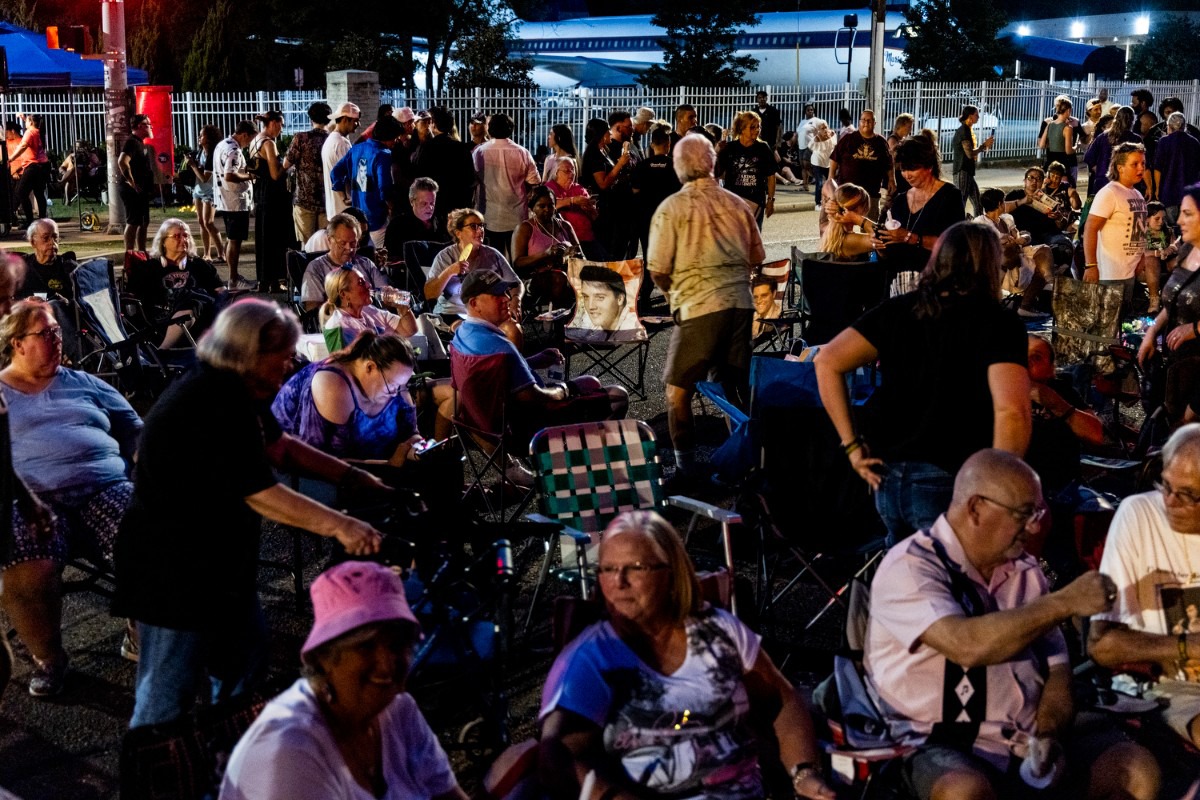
[1134,16,1150,36]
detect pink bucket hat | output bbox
[301,561,420,655]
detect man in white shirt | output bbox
[472,113,539,260]
[321,102,360,221]
[1083,141,1148,318]
[212,120,256,289]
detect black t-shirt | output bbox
[717,139,775,206]
[952,124,975,176]
[113,365,282,629]
[411,133,476,218]
[19,252,76,302]
[1004,189,1063,244]
[831,131,893,195]
[384,210,449,260]
[882,182,965,273]
[1027,377,1087,491]
[121,134,154,192]
[853,293,1028,471]
[582,146,615,208]
[125,253,223,310]
[757,104,782,148]
[631,154,682,223]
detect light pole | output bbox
[101,0,128,233]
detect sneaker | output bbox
[228,276,258,291]
[503,462,536,488]
[1017,307,1050,319]
[121,631,139,663]
[28,657,68,697]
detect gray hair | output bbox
[24,218,57,245]
[673,133,716,183]
[149,218,197,259]
[1164,424,1200,470]
[1168,112,1186,132]
[196,297,300,375]
[326,213,361,240]
[408,176,439,203]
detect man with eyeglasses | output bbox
[1090,423,1200,748]
[321,102,361,222]
[864,449,1157,800]
[300,214,393,313]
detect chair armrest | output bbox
[665,495,742,525]
[525,513,590,544]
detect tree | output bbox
[641,0,760,88]
[0,0,37,30]
[899,0,1018,82]
[445,0,535,90]
[1126,16,1200,81]
[181,0,241,91]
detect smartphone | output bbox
[413,438,447,455]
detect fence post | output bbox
[184,92,195,151]
[914,81,922,124]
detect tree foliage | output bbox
[900,0,1018,81]
[445,0,535,90]
[642,0,760,87]
[181,0,241,92]
[0,0,38,30]
[1126,16,1200,81]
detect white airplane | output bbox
[510,9,910,89]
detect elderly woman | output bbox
[820,183,876,261]
[871,134,966,277]
[814,222,1031,542]
[220,560,466,800]
[425,208,523,343]
[114,298,390,727]
[1138,182,1200,421]
[19,219,82,362]
[717,110,777,228]
[0,299,142,696]
[320,267,417,353]
[539,510,836,800]
[126,218,225,348]
[546,157,599,259]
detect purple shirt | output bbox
[1153,130,1200,208]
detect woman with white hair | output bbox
[126,218,225,347]
[19,219,82,362]
[114,298,391,727]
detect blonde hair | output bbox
[819,183,871,258]
[732,110,762,140]
[600,510,702,625]
[319,267,367,327]
[0,298,52,368]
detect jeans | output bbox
[130,600,267,728]
[874,461,955,544]
[812,165,828,205]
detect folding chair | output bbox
[286,249,324,333]
[522,418,742,634]
[752,258,801,352]
[561,257,652,399]
[450,347,537,525]
[402,240,448,309]
[797,257,889,346]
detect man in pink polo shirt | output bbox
[864,449,1159,800]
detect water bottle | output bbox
[547,357,565,382]
[494,539,514,586]
[376,286,411,307]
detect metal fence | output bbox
[4,79,1200,165]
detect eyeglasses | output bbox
[461,222,485,231]
[977,495,1047,527]
[1156,480,1200,507]
[165,232,190,240]
[35,233,59,242]
[596,562,669,581]
[20,325,62,342]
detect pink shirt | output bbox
[545,181,595,242]
[864,515,1068,770]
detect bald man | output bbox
[1090,423,1200,748]
[864,449,1158,800]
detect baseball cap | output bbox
[633,107,655,126]
[302,561,420,656]
[461,270,519,302]
[334,102,361,121]
[470,112,487,124]
[416,109,432,121]
[308,102,332,125]
[394,107,416,124]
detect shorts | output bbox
[218,210,250,241]
[663,308,752,392]
[120,186,151,226]
[510,384,611,443]
[3,480,133,570]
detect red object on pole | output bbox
[45,26,59,49]
[134,86,175,185]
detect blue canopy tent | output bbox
[0,22,149,87]
[999,33,1126,81]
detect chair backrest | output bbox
[529,419,663,534]
[799,258,889,346]
[1051,277,1123,371]
[72,257,128,346]
[403,240,445,278]
[450,346,514,440]
[564,257,648,343]
[286,249,324,296]
[755,258,790,308]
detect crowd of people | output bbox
[3,86,1200,800]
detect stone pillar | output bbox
[326,70,379,143]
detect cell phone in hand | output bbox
[413,438,447,455]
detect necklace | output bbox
[532,216,559,242]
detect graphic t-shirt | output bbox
[831,131,893,195]
[540,608,764,800]
[717,139,775,208]
[1090,181,1147,281]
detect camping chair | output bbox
[752,258,801,352]
[797,257,889,346]
[522,418,742,635]
[561,257,652,399]
[72,257,184,400]
[450,346,537,525]
[119,251,205,353]
[402,240,447,310]
[697,355,884,629]
[286,249,323,333]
